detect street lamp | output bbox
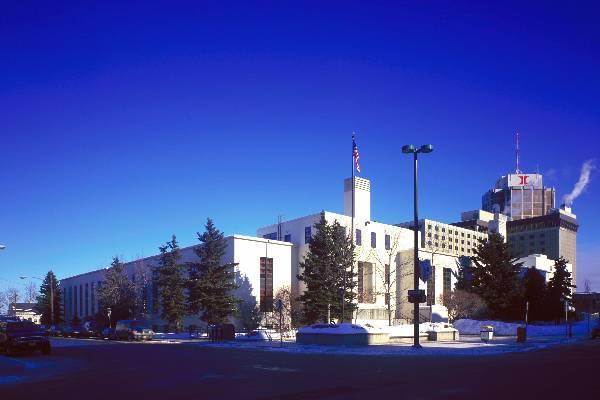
[20,274,54,325]
[402,144,434,349]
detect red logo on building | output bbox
[519,175,529,185]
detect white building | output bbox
[8,303,42,325]
[60,235,292,329]
[518,253,573,283]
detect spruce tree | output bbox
[522,266,547,322]
[188,219,238,326]
[97,257,134,324]
[455,256,473,291]
[546,257,575,321]
[156,235,186,331]
[470,233,523,320]
[35,271,63,325]
[297,213,357,325]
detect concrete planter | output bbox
[388,334,429,344]
[427,330,459,341]
[296,332,389,346]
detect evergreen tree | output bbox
[470,233,524,320]
[546,257,575,321]
[35,271,63,325]
[297,213,357,325]
[156,235,186,331]
[188,219,239,326]
[97,257,135,324]
[522,266,547,322]
[455,256,473,291]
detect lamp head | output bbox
[419,144,434,153]
[402,145,416,154]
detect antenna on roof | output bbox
[515,130,522,174]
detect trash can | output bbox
[516,326,527,342]
[480,325,494,343]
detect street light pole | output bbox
[402,144,433,349]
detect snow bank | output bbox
[298,323,379,335]
[454,318,597,337]
[383,323,457,337]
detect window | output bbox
[461,240,465,244]
[443,268,452,294]
[434,234,439,239]
[427,265,436,305]
[263,232,277,240]
[260,257,274,312]
[85,283,89,317]
[79,285,83,318]
[435,226,439,231]
[467,234,471,238]
[455,239,458,243]
[357,262,374,303]
[442,228,446,233]
[385,264,390,285]
[385,234,391,250]
[91,282,95,315]
[304,227,312,244]
[461,232,465,237]
[356,229,362,246]
[284,234,291,243]
[427,232,432,238]
[371,232,377,248]
[449,230,453,234]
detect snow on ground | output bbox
[298,323,380,335]
[454,316,598,336]
[298,322,457,336]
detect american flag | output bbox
[353,136,360,174]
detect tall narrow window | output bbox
[260,257,274,312]
[385,234,391,250]
[79,285,83,318]
[355,229,362,246]
[443,268,452,295]
[91,282,95,315]
[304,227,312,244]
[427,266,436,305]
[284,234,291,243]
[371,232,377,248]
[384,264,390,285]
[357,262,374,303]
[85,283,89,316]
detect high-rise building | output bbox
[482,173,556,221]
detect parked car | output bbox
[115,320,154,341]
[0,321,51,356]
[101,327,117,340]
[62,325,84,338]
[48,325,64,337]
[80,321,102,338]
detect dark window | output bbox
[263,232,277,240]
[260,257,274,312]
[85,283,89,316]
[356,229,362,246]
[427,265,436,305]
[284,234,291,243]
[304,227,312,244]
[385,234,391,250]
[79,285,83,317]
[371,232,377,248]
[443,268,452,294]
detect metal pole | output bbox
[50,273,54,325]
[327,303,331,324]
[413,152,421,348]
[565,300,568,337]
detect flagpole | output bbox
[350,132,356,323]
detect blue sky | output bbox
[1,1,598,293]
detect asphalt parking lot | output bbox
[1,337,599,399]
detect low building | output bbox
[60,235,293,329]
[572,292,600,315]
[8,303,41,324]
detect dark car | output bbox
[0,321,51,356]
[115,320,154,341]
[47,325,64,337]
[62,325,83,338]
[80,321,102,338]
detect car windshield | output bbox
[7,322,38,331]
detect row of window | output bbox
[427,225,482,239]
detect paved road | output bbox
[1,338,598,399]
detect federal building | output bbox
[60,168,577,328]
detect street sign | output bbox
[408,289,426,304]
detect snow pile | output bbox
[298,323,382,335]
[384,323,456,337]
[454,318,597,337]
[153,332,197,340]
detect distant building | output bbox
[8,303,41,324]
[507,205,578,284]
[518,253,573,283]
[572,292,600,315]
[482,173,556,221]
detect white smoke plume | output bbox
[563,159,596,206]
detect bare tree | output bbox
[132,259,151,319]
[439,290,487,322]
[368,231,412,326]
[6,287,20,306]
[264,285,295,334]
[0,290,7,314]
[24,281,38,303]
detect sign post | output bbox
[107,307,112,329]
